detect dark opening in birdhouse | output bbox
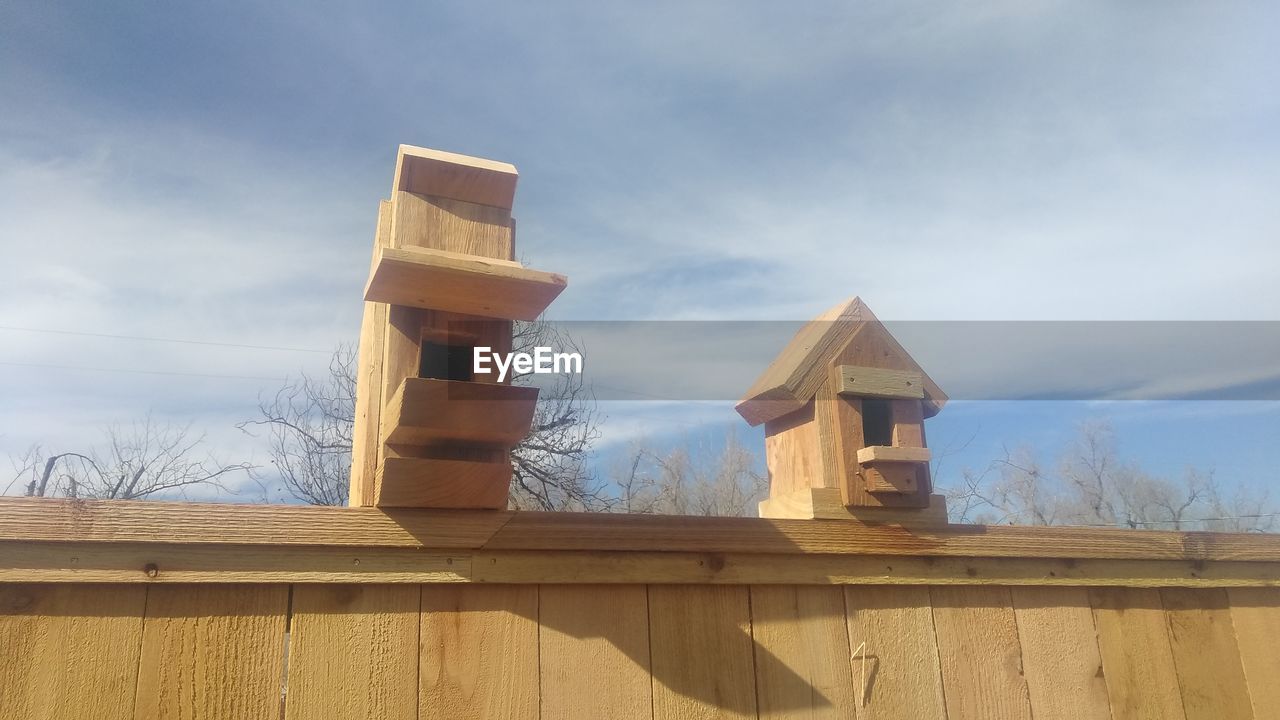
[861,398,894,447]
[419,341,474,382]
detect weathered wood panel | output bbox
[1227,586,1280,717]
[285,585,419,720]
[931,586,1032,720]
[649,585,757,719]
[1090,587,1187,720]
[421,584,538,720]
[1010,586,1110,720]
[540,584,651,720]
[0,583,146,720]
[750,585,856,719]
[843,586,946,719]
[134,584,288,720]
[1160,588,1252,720]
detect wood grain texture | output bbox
[6,498,1280,562]
[1160,588,1252,720]
[749,585,856,719]
[649,585,757,719]
[349,198,392,507]
[285,585,420,720]
[835,365,924,399]
[1226,586,1280,717]
[134,584,288,720]
[930,585,1032,720]
[383,378,538,446]
[0,583,146,720]
[390,191,513,259]
[365,245,566,321]
[540,584,651,720]
[376,456,512,509]
[1010,586,1110,720]
[393,145,518,211]
[1090,587,1187,720]
[842,586,946,720]
[420,585,538,720]
[763,401,826,497]
[757,488,948,524]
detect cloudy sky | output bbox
[2,1,1278,499]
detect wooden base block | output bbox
[364,246,566,321]
[375,457,511,509]
[383,378,538,446]
[861,462,919,494]
[758,488,948,526]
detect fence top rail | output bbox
[1,497,1278,564]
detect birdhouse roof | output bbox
[735,297,947,426]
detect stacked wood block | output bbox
[348,145,567,508]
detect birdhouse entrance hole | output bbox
[860,398,894,447]
[419,341,474,382]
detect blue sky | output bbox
[1,1,1278,500]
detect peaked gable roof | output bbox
[735,297,946,426]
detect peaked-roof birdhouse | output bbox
[736,297,948,521]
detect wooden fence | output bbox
[2,497,1279,719]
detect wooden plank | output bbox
[1090,587,1187,720]
[758,488,948,525]
[539,585,651,720]
[1160,588,1252,720]
[835,365,924,399]
[749,585,856,719]
[856,446,931,464]
[8,542,1280,587]
[375,456,511,509]
[383,378,538,446]
[0,542,468,583]
[390,191,514,259]
[349,199,393,506]
[930,586,1032,719]
[420,585,539,720]
[285,585,420,720]
[134,584,289,720]
[0,583,146,720]
[889,399,924,447]
[843,585,947,720]
[393,144,518,211]
[763,401,827,497]
[1010,586,1110,720]
[649,585,757,719]
[1226,587,1280,717]
[5,498,1280,562]
[364,245,567,321]
[0,498,512,548]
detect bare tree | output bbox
[944,421,1277,531]
[11,415,250,500]
[244,321,604,509]
[608,429,768,517]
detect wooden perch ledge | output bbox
[1,497,1279,586]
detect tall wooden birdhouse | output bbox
[348,145,567,509]
[736,297,948,521]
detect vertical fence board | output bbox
[0,583,146,720]
[843,586,945,720]
[1160,588,1251,720]
[1090,587,1186,720]
[931,586,1032,720]
[540,584,650,720]
[750,585,856,719]
[133,584,288,720]
[1227,587,1280,718]
[421,584,539,720]
[650,585,756,720]
[1010,586,1110,720]
[285,584,419,720]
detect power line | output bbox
[0,325,330,354]
[0,361,285,382]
